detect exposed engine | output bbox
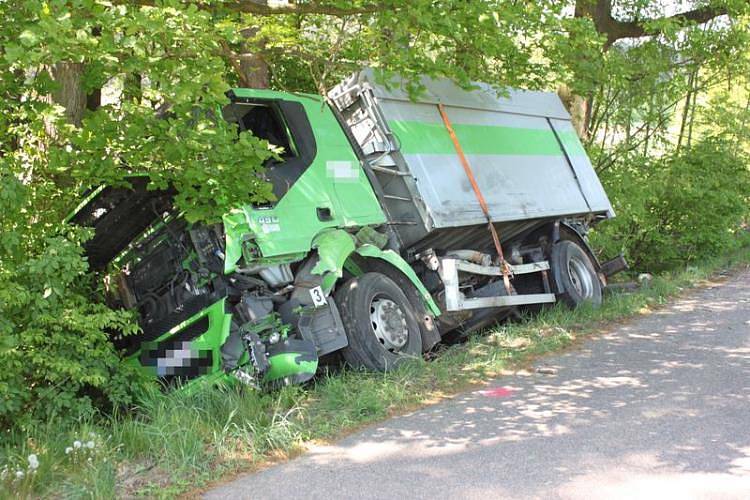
[106,214,230,352]
[106,209,318,383]
[125,220,222,320]
[72,180,324,385]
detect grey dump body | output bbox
[329,69,614,254]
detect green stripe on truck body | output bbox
[388,120,584,157]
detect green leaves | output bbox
[0,223,143,431]
[592,139,750,271]
[0,1,285,431]
[245,1,590,93]
[18,29,38,47]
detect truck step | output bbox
[383,194,416,202]
[452,293,557,310]
[386,220,418,226]
[371,165,409,176]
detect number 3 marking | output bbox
[310,286,327,306]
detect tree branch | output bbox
[128,0,386,16]
[577,1,728,47]
[614,5,727,39]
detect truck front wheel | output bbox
[335,272,423,371]
[551,240,602,308]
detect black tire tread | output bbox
[551,240,603,308]
[335,273,422,371]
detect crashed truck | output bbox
[70,69,625,387]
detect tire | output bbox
[550,240,602,308]
[362,258,441,352]
[335,272,423,371]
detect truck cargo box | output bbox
[329,69,614,253]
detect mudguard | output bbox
[355,244,441,317]
[312,229,357,291]
[304,228,441,317]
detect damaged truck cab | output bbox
[72,70,623,387]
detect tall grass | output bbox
[2,245,748,499]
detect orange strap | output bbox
[437,103,512,294]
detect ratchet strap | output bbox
[437,103,513,294]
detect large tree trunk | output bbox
[51,62,87,127]
[42,62,86,187]
[237,28,270,89]
[239,52,270,88]
[557,84,589,140]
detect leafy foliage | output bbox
[0,175,144,432]
[2,1,277,223]
[592,139,750,271]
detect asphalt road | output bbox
[206,267,750,500]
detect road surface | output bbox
[206,267,750,499]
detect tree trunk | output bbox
[600,113,610,150]
[51,62,87,127]
[686,75,699,148]
[237,28,270,89]
[677,70,695,151]
[239,53,270,88]
[557,84,589,140]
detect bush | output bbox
[0,175,147,435]
[591,138,750,272]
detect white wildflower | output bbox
[15,470,24,479]
[65,447,73,455]
[73,440,82,449]
[27,454,39,470]
[86,441,95,449]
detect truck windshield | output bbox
[223,97,317,199]
[236,103,297,160]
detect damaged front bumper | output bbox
[130,297,318,388]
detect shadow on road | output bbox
[207,271,750,499]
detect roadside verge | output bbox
[2,245,749,499]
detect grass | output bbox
[2,245,749,499]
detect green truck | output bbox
[71,70,624,387]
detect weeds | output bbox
[1,246,748,499]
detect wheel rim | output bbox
[567,256,594,298]
[369,296,409,352]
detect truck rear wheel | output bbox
[551,240,602,308]
[335,272,423,371]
